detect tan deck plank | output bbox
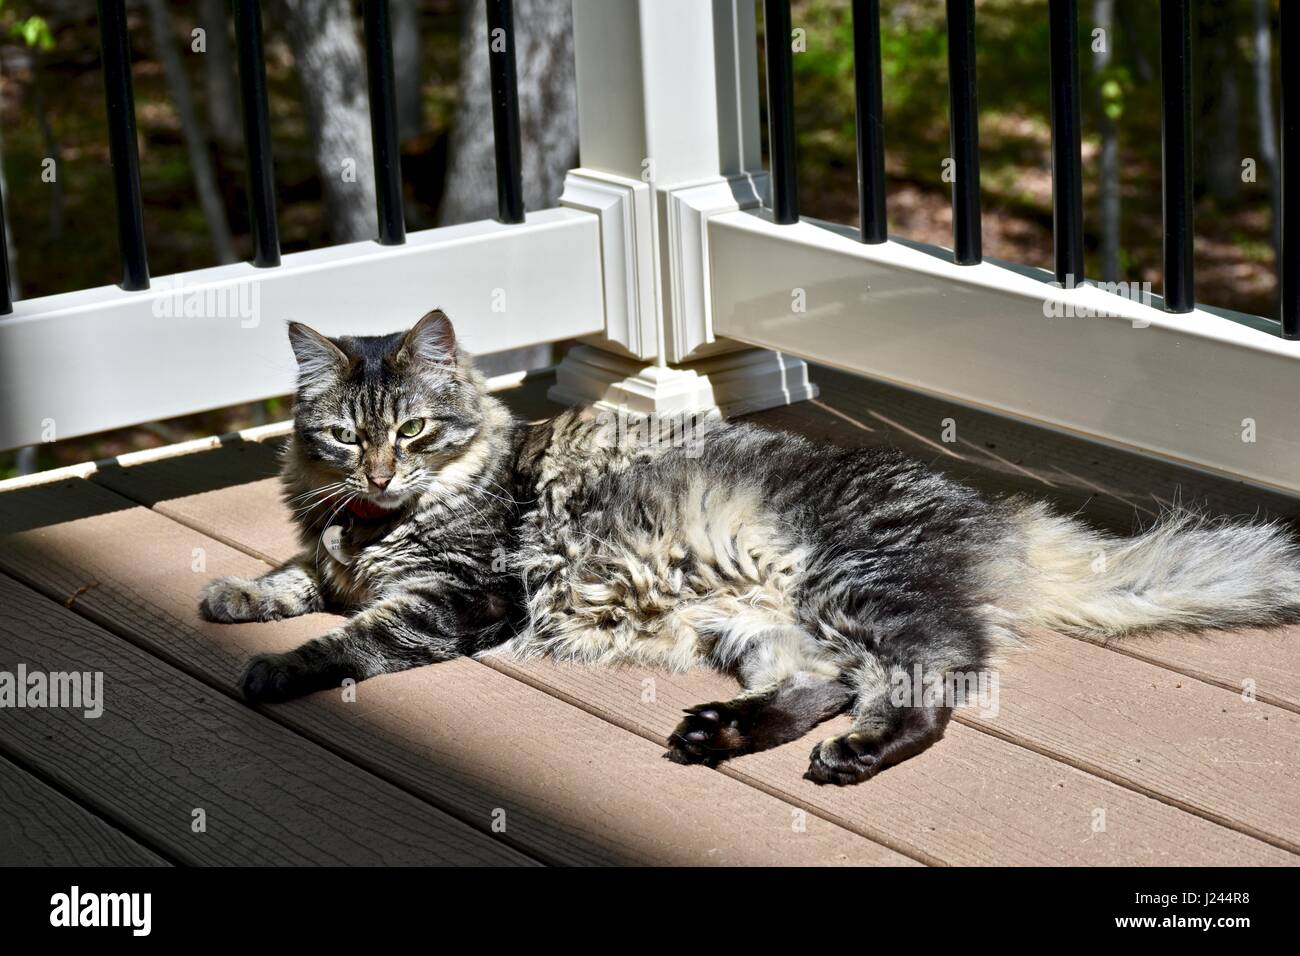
[0,573,532,866]
[0,480,905,866]
[0,755,169,867]
[90,437,287,565]
[484,657,1295,865]
[959,628,1300,851]
[87,452,1296,865]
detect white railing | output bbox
[0,211,601,449]
[3,0,1299,502]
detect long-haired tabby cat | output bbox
[200,311,1300,785]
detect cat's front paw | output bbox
[665,702,751,766]
[805,733,881,786]
[239,654,299,703]
[200,576,263,623]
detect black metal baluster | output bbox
[1160,0,1194,313]
[852,0,887,244]
[763,0,799,224]
[97,0,149,290]
[233,0,280,267]
[486,0,524,224]
[364,0,406,244]
[1049,0,1084,286]
[1283,0,1299,337]
[946,0,981,265]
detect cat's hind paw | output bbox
[665,702,751,766]
[239,653,307,703]
[804,733,881,786]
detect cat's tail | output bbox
[1004,500,1300,637]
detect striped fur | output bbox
[201,314,1300,785]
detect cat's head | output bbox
[284,310,502,515]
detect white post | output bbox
[553,0,817,416]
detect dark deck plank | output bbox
[0,572,532,866]
[0,480,904,866]
[0,754,169,867]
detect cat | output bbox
[200,311,1300,785]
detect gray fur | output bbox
[201,314,1300,784]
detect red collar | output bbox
[322,495,399,522]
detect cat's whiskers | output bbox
[288,481,351,517]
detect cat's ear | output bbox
[394,310,457,368]
[287,322,349,379]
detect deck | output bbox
[1,365,1297,866]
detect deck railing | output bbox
[2,0,1300,499]
[758,0,1281,322]
[0,0,602,452]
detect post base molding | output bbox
[548,344,819,418]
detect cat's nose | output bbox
[367,473,393,490]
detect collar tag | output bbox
[323,524,350,565]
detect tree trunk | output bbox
[197,0,243,147]
[0,114,32,476]
[1094,0,1120,282]
[30,53,65,241]
[439,0,577,225]
[1199,0,1241,204]
[1253,0,1280,255]
[0,123,18,298]
[393,0,423,140]
[145,0,237,263]
[271,0,378,243]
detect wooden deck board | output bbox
[91,437,287,566]
[0,754,169,867]
[0,480,904,866]
[485,657,1296,865]
[100,369,1300,713]
[960,628,1300,851]
[6,366,1300,865]
[74,411,1298,864]
[0,573,532,866]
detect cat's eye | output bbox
[397,418,424,438]
[332,426,358,444]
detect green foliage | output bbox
[0,0,55,51]
[1097,66,1130,122]
[10,15,54,51]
